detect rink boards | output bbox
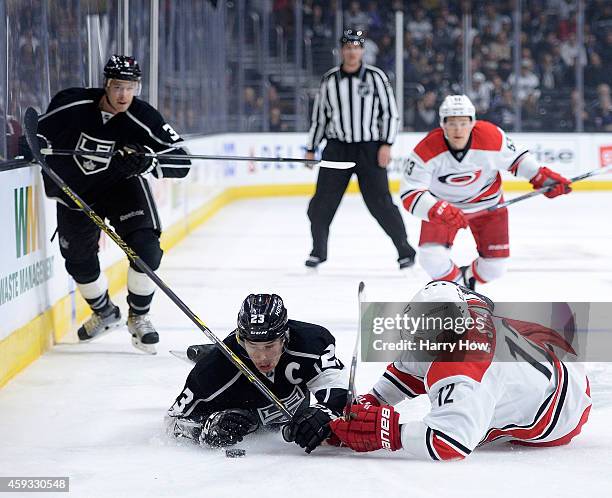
[0,131,611,387]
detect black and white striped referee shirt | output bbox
[306,64,400,151]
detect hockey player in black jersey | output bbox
[166,294,348,453]
[23,55,191,353]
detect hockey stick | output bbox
[24,107,292,420]
[39,148,356,170]
[489,166,612,212]
[464,165,612,220]
[344,281,365,420]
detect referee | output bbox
[304,29,416,269]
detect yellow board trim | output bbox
[2,178,612,388]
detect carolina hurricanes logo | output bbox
[439,170,482,186]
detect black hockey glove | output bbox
[200,409,260,448]
[282,404,336,454]
[114,143,157,177]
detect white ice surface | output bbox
[1,192,612,498]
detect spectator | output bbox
[508,60,540,107]
[589,92,612,131]
[269,107,287,132]
[244,86,261,116]
[597,30,612,66]
[413,91,438,131]
[585,52,608,87]
[490,31,511,61]
[468,72,492,116]
[538,52,565,90]
[431,16,456,52]
[489,87,517,129]
[560,32,587,68]
[366,1,385,40]
[377,34,395,74]
[307,4,333,40]
[362,30,379,65]
[478,4,510,37]
[344,1,369,32]
[497,59,514,80]
[407,7,432,43]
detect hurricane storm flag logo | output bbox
[14,185,41,258]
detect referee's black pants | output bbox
[307,140,414,261]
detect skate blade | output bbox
[131,336,158,355]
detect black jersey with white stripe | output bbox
[167,320,348,427]
[37,87,190,204]
[306,64,399,151]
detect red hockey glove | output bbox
[325,394,380,446]
[428,201,468,229]
[529,167,572,198]
[355,393,381,407]
[329,404,402,452]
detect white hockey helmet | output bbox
[411,280,467,305]
[439,94,476,125]
[401,281,470,339]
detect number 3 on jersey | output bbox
[170,387,194,415]
[162,123,180,141]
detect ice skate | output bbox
[460,266,477,290]
[77,302,122,342]
[127,311,159,355]
[398,255,416,270]
[305,255,326,269]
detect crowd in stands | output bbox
[297,0,611,132]
[2,0,611,160]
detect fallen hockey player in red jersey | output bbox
[329,281,591,460]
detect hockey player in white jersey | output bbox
[399,95,572,289]
[329,281,591,460]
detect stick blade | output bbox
[23,107,45,165]
[317,160,355,170]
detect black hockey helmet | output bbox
[236,294,289,344]
[103,55,142,82]
[340,28,365,46]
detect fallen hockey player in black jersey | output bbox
[165,293,348,453]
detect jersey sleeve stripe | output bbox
[39,99,95,121]
[425,427,440,460]
[125,111,174,147]
[285,348,321,360]
[401,189,426,213]
[181,371,243,417]
[508,151,530,176]
[431,431,469,460]
[433,429,472,456]
[382,371,420,398]
[386,364,427,395]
